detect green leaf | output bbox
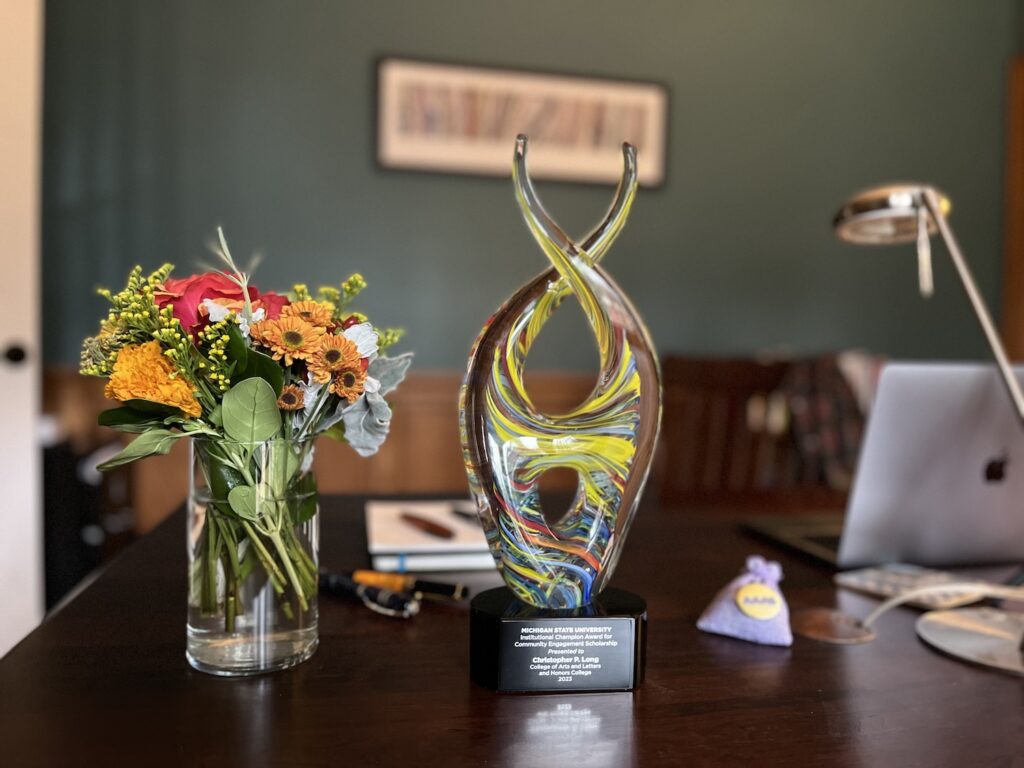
[122,399,183,417]
[222,378,282,444]
[236,346,284,396]
[268,439,301,493]
[289,472,319,525]
[224,323,248,366]
[98,398,187,433]
[208,404,223,428]
[321,421,346,442]
[226,324,284,396]
[97,407,165,434]
[227,485,259,520]
[97,429,184,470]
[205,452,244,502]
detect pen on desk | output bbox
[400,511,455,540]
[319,570,420,619]
[351,569,469,601]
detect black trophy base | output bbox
[469,586,647,693]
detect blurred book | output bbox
[365,500,495,572]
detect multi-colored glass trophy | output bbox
[460,135,662,692]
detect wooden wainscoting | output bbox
[1003,56,1024,356]
[44,369,595,532]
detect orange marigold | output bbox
[104,341,201,418]
[282,300,335,328]
[250,316,324,366]
[276,384,305,411]
[308,334,361,384]
[330,365,366,404]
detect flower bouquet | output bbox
[80,230,411,674]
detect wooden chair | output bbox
[657,357,852,511]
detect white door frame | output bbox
[0,0,44,657]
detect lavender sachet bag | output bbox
[697,555,792,647]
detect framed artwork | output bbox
[377,58,669,187]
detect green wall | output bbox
[43,0,1022,370]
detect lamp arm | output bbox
[921,189,1024,425]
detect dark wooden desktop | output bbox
[1,496,1020,767]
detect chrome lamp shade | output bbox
[834,183,948,246]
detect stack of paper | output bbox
[365,500,496,572]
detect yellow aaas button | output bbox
[735,583,782,620]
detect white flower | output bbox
[343,322,378,359]
[201,299,265,339]
[299,372,324,409]
[202,299,231,323]
[238,307,265,339]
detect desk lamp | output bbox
[792,183,1024,675]
[833,183,1024,424]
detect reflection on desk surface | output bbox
[497,695,633,768]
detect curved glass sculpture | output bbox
[460,135,662,609]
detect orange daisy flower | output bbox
[330,365,367,404]
[250,316,324,366]
[249,318,272,345]
[308,333,361,384]
[282,300,335,328]
[276,384,305,411]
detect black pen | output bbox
[319,570,420,619]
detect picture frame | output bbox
[377,58,669,187]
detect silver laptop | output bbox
[837,362,1024,568]
[744,362,1024,568]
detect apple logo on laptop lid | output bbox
[984,453,1009,483]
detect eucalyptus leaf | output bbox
[97,429,184,470]
[227,485,260,521]
[368,353,413,396]
[316,399,346,435]
[222,378,282,444]
[341,392,392,457]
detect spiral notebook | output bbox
[365,500,495,572]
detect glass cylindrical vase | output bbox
[186,436,319,676]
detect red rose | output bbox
[156,272,289,335]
